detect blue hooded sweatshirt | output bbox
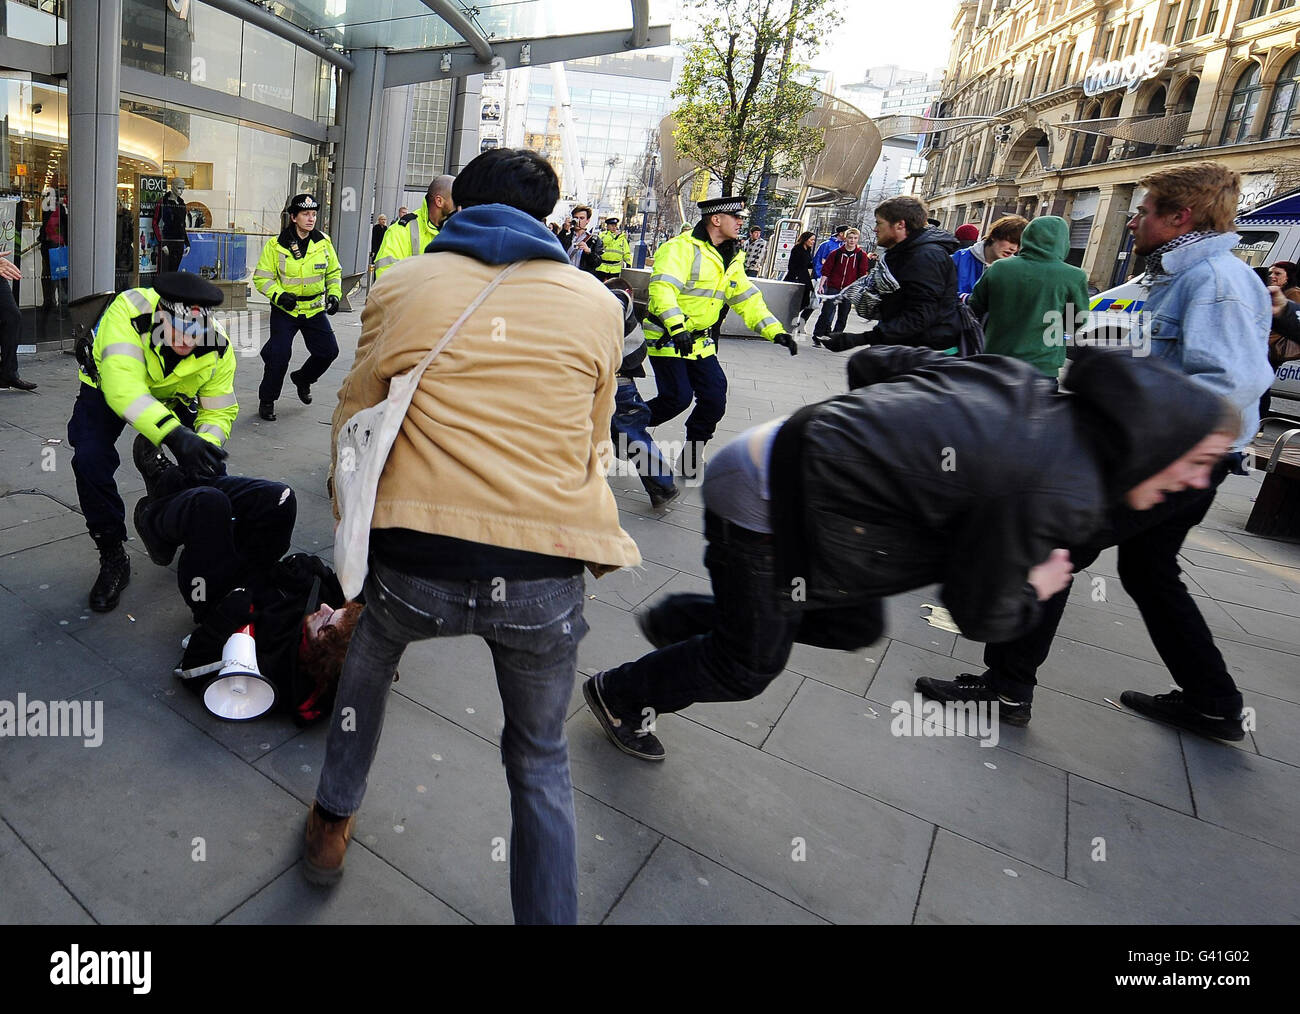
[425,203,570,265]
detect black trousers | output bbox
[157,243,185,274]
[145,475,297,620]
[983,458,1241,715]
[68,383,146,542]
[0,277,21,378]
[259,305,338,403]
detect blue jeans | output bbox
[314,558,589,924]
[612,380,676,495]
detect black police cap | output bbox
[153,271,224,308]
[698,195,746,215]
[289,193,321,214]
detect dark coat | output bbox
[876,226,961,348]
[767,345,1227,644]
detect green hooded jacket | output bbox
[969,216,1090,378]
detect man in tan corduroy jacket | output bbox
[306,149,639,924]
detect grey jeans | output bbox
[314,557,589,924]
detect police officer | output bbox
[372,175,455,279]
[596,216,632,280]
[645,195,797,479]
[67,272,236,612]
[253,194,342,421]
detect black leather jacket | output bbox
[767,345,1228,643]
[876,227,961,348]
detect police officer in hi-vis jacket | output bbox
[253,194,342,421]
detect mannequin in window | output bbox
[154,178,190,273]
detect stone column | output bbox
[1080,182,1136,289]
[67,0,122,298]
[330,48,387,276]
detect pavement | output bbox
[1,306,1298,925]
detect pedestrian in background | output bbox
[952,215,1026,299]
[813,227,869,339]
[783,230,817,315]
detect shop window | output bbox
[1220,63,1263,144]
[1264,53,1300,138]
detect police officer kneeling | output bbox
[67,272,237,612]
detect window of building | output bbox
[1220,62,1263,144]
[1114,23,1128,58]
[1247,0,1269,18]
[1180,0,1201,41]
[1161,2,1180,45]
[1280,0,1296,9]
[1264,52,1300,138]
[1204,0,1220,33]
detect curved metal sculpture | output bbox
[659,89,881,207]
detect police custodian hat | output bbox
[698,195,746,215]
[153,271,224,308]
[288,193,321,214]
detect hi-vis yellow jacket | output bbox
[80,287,237,447]
[645,229,784,359]
[596,229,632,275]
[373,201,439,278]
[254,227,342,318]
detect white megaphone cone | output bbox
[202,620,277,721]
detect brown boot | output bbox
[302,802,355,886]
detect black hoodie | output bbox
[767,346,1228,644]
[877,226,961,349]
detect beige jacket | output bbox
[331,250,641,574]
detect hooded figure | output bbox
[969,215,1090,378]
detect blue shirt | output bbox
[813,238,842,279]
[1135,232,1274,449]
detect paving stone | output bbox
[0,509,87,556]
[1179,548,1300,593]
[254,695,659,924]
[220,847,467,925]
[1181,736,1300,853]
[882,590,959,655]
[606,838,827,924]
[0,679,303,923]
[1066,776,1300,923]
[0,819,94,924]
[1182,528,1266,561]
[915,829,1115,925]
[1219,602,1300,645]
[1249,692,1300,768]
[0,491,66,530]
[585,558,676,610]
[681,670,804,747]
[577,597,659,674]
[0,587,125,700]
[567,708,933,923]
[764,680,1068,873]
[786,638,883,696]
[618,512,709,578]
[1223,531,1300,568]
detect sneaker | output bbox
[914,672,1032,727]
[302,802,355,886]
[648,485,681,510]
[1119,689,1245,742]
[259,401,276,421]
[289,369,312,405]
[582,673,666,761]
[133,497,178,566]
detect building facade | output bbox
[923,0,1300,286]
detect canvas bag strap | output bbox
[394,260,525,399]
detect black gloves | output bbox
[773,333,798,356]
[275,291,298,312]
[822,331,863,353]
[671,330,696,357]
[325,294,340,315]
[162,426,228,479]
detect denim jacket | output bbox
[1138,232,1274,449]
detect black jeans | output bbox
[600,512,884,716]
[146,475,297,620]
[984,458,1241,715]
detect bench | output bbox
[1246,422,1300,537]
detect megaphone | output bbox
[181,620,277,721]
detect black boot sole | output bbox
[289,372,312,405]
[582,678,666,761]
[1120,691,1245,742]
[134,499,178,566]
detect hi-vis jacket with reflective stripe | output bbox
[80,287,238,448]
[373,202,438,278]
[254,226,343,317]
[645,228,785,359]
[596,229,632,275]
